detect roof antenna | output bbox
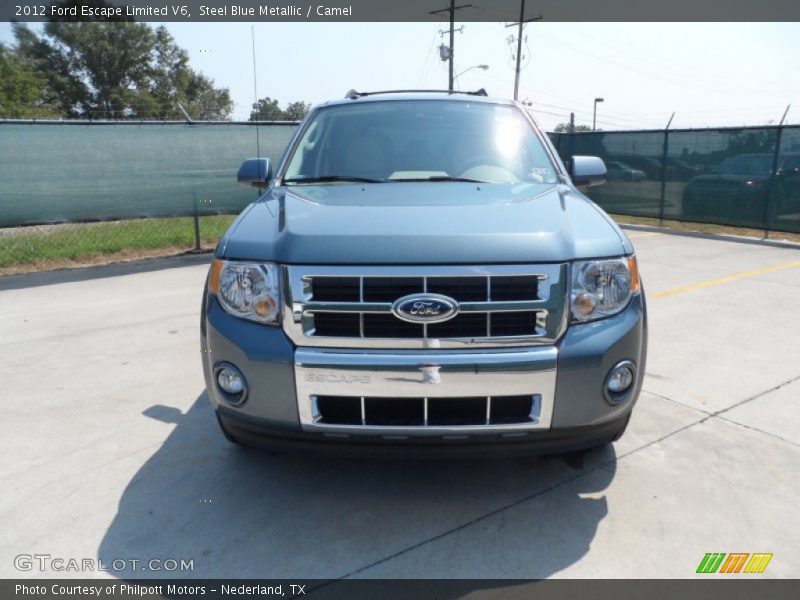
[251,26,262,171]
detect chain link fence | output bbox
[549,125,800,234]
[2,120,798,274]
[0,121,297,274]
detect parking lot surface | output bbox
[1,228,798,579]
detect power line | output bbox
[556,21,794,91]
[531,0,799,90]
[534,26,797,97]
[417,26,441,87]
[527,99,664,127]
[526,107,644,130]
[532,30,726,95]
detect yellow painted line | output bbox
[652,259,800,299]
[627,232,663,239]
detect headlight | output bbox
[570,256,639,322]
[209,260,281,325]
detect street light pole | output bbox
[454,64,489,85]
[593,97,604,131]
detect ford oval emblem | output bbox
[392,293,459,324]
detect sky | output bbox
[1,21,798,131]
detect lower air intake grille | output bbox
[314,395,539,427]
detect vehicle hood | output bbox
[220,182,630,264]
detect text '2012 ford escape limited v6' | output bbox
[201,90,647,457]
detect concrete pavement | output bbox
[0,229,798,579]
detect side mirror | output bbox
[237,158,272,189]
[569,156,607,187]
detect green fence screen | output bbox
[549,125,800,234]
[1,121,798,273]
[0,123,296,227]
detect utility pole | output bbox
[514,1,524,100]
[569,112,575,134]
[431,1,472,92]
[505,0,542,100]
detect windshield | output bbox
[282,100,559,185]
[713,154,772,176]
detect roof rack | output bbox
[344,88,488,99]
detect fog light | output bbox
[218,368,243,393]
[604,360,636,403]
[214,363,247,405]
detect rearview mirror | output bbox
[569,156,607,187]
[237,158,272,189]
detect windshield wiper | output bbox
[283,175,385,184]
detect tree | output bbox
[0,44,60,118]
[553,122,592,133]
[144,26,232,120]
[11,2,232,120]
[250,98,311,121]
[12,22,89,118]
[249,97,284,121]
[283,101,310,121]
[182,71,232,120]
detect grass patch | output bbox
[0,215,235,275]
[609,214,800,245]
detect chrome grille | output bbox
[283,264,568,349]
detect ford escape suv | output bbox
[201,90,647,457]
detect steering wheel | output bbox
[457,155,519,182]
[457,155,510,174]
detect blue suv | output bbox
[201,91,647,457]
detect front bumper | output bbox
[202,292,647,455]
[294,345,557,435]
[216,407,630,458]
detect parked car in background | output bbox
[605,160,647,182]
[681,152,800,223]
[201,90,647,458]
[611,156,671,181]
[665,157,702,181]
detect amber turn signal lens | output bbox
[253,295,277,318]
[571,292,598,320]
[628,255,640,294]
[209,259,223,294]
